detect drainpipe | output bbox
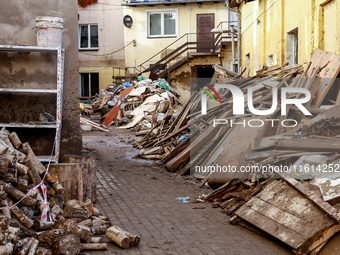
[231,25,235,64]
[237,9,241,74]
[226,0,241,74]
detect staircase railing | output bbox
[137,21,238,76]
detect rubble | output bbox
[0,129,139,254]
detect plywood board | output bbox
[235,180,336,250]
[307,49,340,107]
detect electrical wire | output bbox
[241,0,276,35]
[79,40,134,56]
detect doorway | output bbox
[196,14,215,53]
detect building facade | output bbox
[78,0,125,98]
[231,0,340,76]
[122,0,238,103]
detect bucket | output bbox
[36,16,64,48]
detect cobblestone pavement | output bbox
[83,128,291,255]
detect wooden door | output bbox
[197,14,215,53]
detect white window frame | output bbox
[78,24,99,50]
[146,9,178,39]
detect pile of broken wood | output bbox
[0,128,139,254]
[133,48,340,254]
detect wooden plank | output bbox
[284,178,340,222]
[307,49,340,107]
[236,204,306,249]
[255,181,334,231]
[102,86,134,126]
[277,138,340,152]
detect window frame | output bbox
[78,24,99,50]
[146,9,178,39]
[79,72,99,98]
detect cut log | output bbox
[90,237,103,243]
[28,238,39,255]
[16,237,30,248]
[14,162,29,175]
[63,204,91,220]
[17,175,29,192]
[46,173,58,184]
[122,230,141,247]
[91,225,107,235]
[38,228,80,255]
[18,238,33,255]
[10,204,34,229]
[9,132,23,150]
[0,215,9,230]
[51,181,64,194]
[36,247,53,255]
[25,160,42,186]
[105,225,131,249]
[0,243,13,255]
[53,233,80,255]
[63,155,97,202]
[0,180,36,207]
[50,205,62,221]
[49,163,83,202]
[33,220,55,231]
[0,142,9,155]
[22,143,46,175]
[0,199,11,219]
[10,218,35,237]
[80,243,107,251]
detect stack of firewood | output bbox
[0,128,140,254]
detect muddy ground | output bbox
[82,127,293,255]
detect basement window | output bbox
[80,73,99,98]
[147,9,178,38]
[79,24,99,50]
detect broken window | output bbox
[287,28,298,65]
[80,73,99,98]
[147,9,177,38]
[79,24,98,49]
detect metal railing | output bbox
[137,21,239,76]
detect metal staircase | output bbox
[137,21,238,78]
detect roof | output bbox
[228,0,255,8]
[122,0,224,7]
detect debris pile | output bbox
[129,48,340,254]
[188,48,340,254]
[0,129,139,254]
[80,77,182,134]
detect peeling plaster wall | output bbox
[0,1,82,157]
[170,45,233,103]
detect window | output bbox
[287,28,298,65]
[268,55,273,67]
[79,24,98,49]
[80,73,99,98]
[147,9,177,38]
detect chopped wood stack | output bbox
[0,129,140,254]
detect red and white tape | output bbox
[0,115,62,222]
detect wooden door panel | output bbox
[197,14,215,52]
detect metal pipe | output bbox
[231,25,235,64]
[237,9,241,74]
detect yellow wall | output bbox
[123,2,227,75]
[239,0,340,76]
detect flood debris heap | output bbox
[99,48,340,254]
[0,129,140,254]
